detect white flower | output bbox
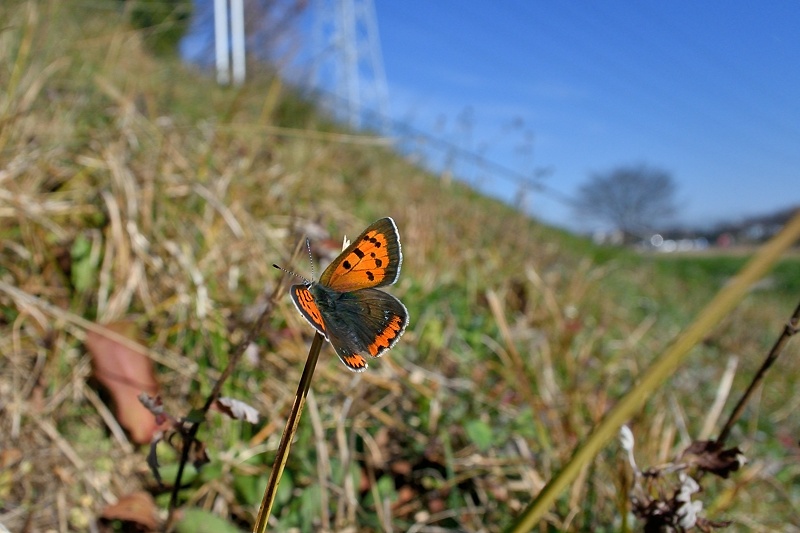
[619,425,637,471]
[675,472,703,528]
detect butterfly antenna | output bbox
[273,236,317,284]
[272,264,310,284]
[306,238,316,281]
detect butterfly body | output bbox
[289,217,408,372]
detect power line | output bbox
[300,85,577,209]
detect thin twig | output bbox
[165,237,305,526]
[504,210,800,532]
[715,298,800,445]
[253,332,325,532]
[166,287,281,520]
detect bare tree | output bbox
[573,164,677,242]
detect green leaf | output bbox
[377,474,396,496]
[299,484,322,532]
[234,473,268,506]
[465,419,494,452]
[275,469,293,506]
[200,461,223,483]
[157,463,198,487]
[70,234,98,292]
[184,408,206,423]
[175,508,244,533]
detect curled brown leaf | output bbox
[86,321,159,444]
[681,440,746,479]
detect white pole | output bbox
[230,0,246,86]
[214,0,230,85]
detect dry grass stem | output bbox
[3,4,799,530]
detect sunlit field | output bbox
[1,3,799,531]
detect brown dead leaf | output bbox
[390,460,412,477]
[100,491,158,531]
[190,439,210,469]
[681,440,746,479]
[395,485,416,508]
[86,321,159,444]
[0,449,22,469]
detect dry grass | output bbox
[2,2,800,532]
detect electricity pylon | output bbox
[313,0,390,132]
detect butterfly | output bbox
[283,217,409,372]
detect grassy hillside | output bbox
[2,2,799,531]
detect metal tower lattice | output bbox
[313,0,390,132]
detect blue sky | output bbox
[184,1,800,231]
[368,1,800,230]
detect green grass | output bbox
[654,253,800,294]
[2,1,800,531]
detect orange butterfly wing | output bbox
[322,287,408,371]
[290,284,408,372]
[290,285,326,336]
[288,217,407,373]
[319,217,402,292]
[338,353,369,372]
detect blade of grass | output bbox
[306,389,331,531]
[165,237,306,526]
[253,332,325,532]
[505,210,800,532]
[715,297,800,446]
[166,275,290,524]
